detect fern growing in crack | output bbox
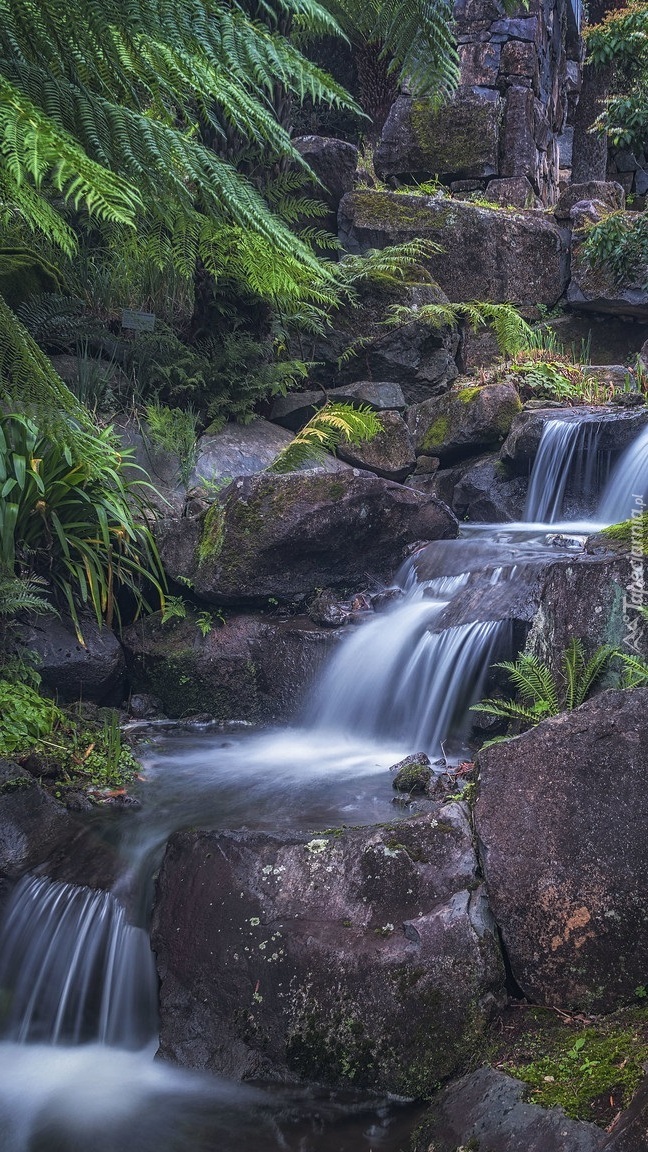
[472,640,616,729]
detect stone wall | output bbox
[375,0,582,205]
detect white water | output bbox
[525,418,606,523]
[599,423,648,523]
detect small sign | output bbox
[121,308,156,332]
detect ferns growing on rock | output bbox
[269,402,382,471]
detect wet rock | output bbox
[157,471,458,606]
[375,91,502,182]
[339,189,569,307]
[307,590,355,628]
[0,780,72,878]
[337,411,416,481]
[390,753,432,793]
[17,615,125,704]
[307,280,459,402]
[414,1067,605,1152]
[476,689,648,1011]
[128,693,165,720]
[123,611,341,722]
[554,180,625,220]
[152,809,505,1090]
[501,407,648,470]
[408,382,522,463]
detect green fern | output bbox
[386,300,535,358]
[472,641,616,730]
[269,402,382,471]
[618,652,648,690]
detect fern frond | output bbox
[269,402,381,472]
[618,652,648,689]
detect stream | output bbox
[0,408,645,1151]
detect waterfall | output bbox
[525,418,606,523]
[599,424,648,524]
[309,572,509,757]
[0,876,157,1049]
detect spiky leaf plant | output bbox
[269,402,382,471]
[0,413,165,638]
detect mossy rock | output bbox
[375,92,502,182]
[408,382,522,463]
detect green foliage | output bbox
[145,403,200,487]
[269,402,382,471]
[581,211,648,290]
[0,412,165,637]
[323,0,459,101]
[386,300,535,359]
[618,651,648,687]
[0,681,63,756]
[586,3,648,149]
[472,640,616,728]
[602,511,648,554]
[511,1024,648,1121]
[161,595,189,625]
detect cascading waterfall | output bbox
[599,423,648,523]
[0,875,157,1048]
[525,418,607,523]
[309,571,509,756]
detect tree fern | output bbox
[269,402,382,471]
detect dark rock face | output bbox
[408,383,522,463]
[414,1067,605,1152]
[307,280,459,402]
[339,190,569,307]
[17,616,125,704]
[152,809,505,1091]
[501,407,648,471]
[337,411,415,480]
[476,690,648,1011]
[123,611,340,722]
[444,453,527,522]
[157,471,458,605]
[293,135,358,212]
[270,383,407,432]
[375,91,502,182]
[485,176,541,208]
[0,760,119,889]
[554,180,625,220]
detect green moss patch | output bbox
[422,415,451,452]
[601,511,648,556]
[488,1002,648,1126]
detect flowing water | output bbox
[3,406,648,1150]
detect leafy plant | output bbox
[385,300,535,359]
[145,403,200,487]
[472,640,616,727]
[618,652,648,688]
[0,681,63,756]
[161,596,188,625]
[269,402,382,471]
[0,412,165,637]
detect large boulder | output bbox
[554,180,625,221]
[152,809,505,1091]
[337,411,415,480]
[157,471,458,605]
[293,135,358,215]
[408,382,522,463]
[123,610,339,722]
[192,420,296,486]
[17,615,125,704]
[413,1067,605,1152]
[375,91,502,183]
[338,190,570,307]
[476,689,648,1011]
[568,206,648,318]
[434,453,528,522]
[307,280,459,403]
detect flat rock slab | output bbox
[476,689,648,1011]
[414,1067,605,1152]
[339,190,569,307]
[158,471,458,605]
[152,808,505,1092]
